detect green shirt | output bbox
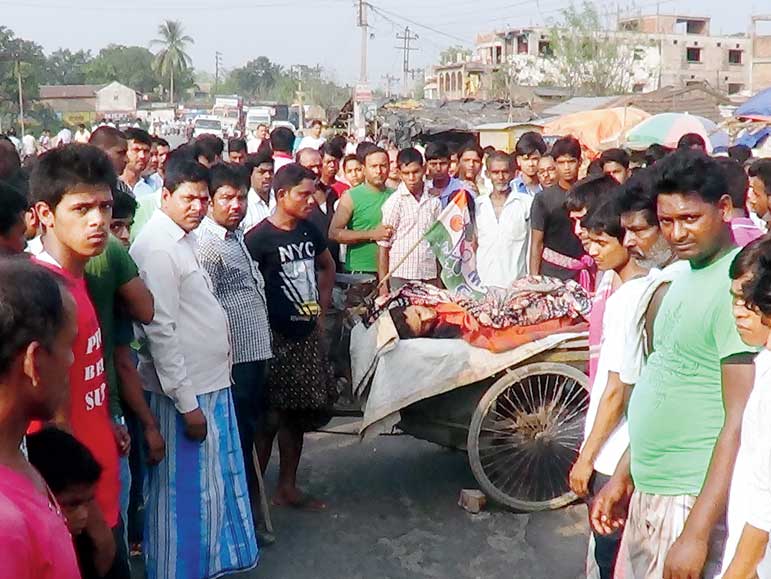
[628,248,752,495]
[344,183,393,273]
[85,235,140,418]
[130,191,161,243]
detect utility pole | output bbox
[293,66,305,133]
[357,0,369,83]
[214,51,223,95]
[16,57,25,137]
[381,74,399,98]
[395,26,419,97]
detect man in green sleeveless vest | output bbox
[329,146,394,273]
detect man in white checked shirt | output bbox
[196,163,273,520]
[377,147,441,295]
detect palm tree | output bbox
[151,20,193,104]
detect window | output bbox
[728,83,743,95]
[674,39,678,45]
[538,40,553,57]
[517,35,528,54]
[729,49,743,64]
[717,42,722,47]
[686,47,702,63]
[633,83,645,93]
[686,81,701,86]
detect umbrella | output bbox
[543,106,650,155]
[624,112,729,153]
[735,87,771,122]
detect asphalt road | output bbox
[131,418,589,579]
[248,419,589,579]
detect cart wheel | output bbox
[467,362,589,512]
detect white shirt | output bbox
[273,153,293,173]
[723,349,771,578]
[130,210,232,414]
[74,129,90,144]
[297,135,325,151]
[56,128,72,145]
[242,188,276,233]
[583,276,649,476]
[474,190,532,288]
[21,134,37,157]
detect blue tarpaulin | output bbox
[736,88,771,119]
[736,127,771,149]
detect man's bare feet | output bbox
[272,488,327,512]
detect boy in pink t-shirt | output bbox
[0,260,81,579]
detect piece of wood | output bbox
[252,445,274,534]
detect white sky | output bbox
[1,0,766,89]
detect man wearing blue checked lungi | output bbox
[131,154,259,579]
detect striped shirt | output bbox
[197,216,272,364]
[378,183,441,280]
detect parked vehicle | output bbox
[193,116,224,139]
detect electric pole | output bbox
[357,0,369,83]
[381,74,399,98]
[214,51,223,95]
[395,26,419,97]
[16,58,25,137]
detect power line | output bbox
[395,26,419,96]
[368,3,471,45]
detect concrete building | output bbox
[39,81,139,125]
[460,14,771,100]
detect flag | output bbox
[424,190,486,297]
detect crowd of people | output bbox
[2,114,771,579]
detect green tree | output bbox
[228,56,282,98]
[548,2,640,95]
[0,26,46,130]
[151,20,193,103]
[44,49,93,85]
[83,45,159,93]
[439,45,472,65]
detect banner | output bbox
[424,190,486,298]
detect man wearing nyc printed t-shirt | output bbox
[246,163,337,511]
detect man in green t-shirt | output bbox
[329,146,394,273]
[85,187,165,543]
[591,151,756,579]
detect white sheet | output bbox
[350,316,587,439]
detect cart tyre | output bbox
[467,362,589,512]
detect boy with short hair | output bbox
[720,238,771,579]
[748,159,771,230]
[29,143,128,577]
[512,131,547,196]
[599,148,631,185]
[377,147,441,293]
[529,136,589,283]
[27,427,105,578]
[425,141,465,208]
[568,197,648,579]
[342,154,364,188]
[0,182,28,255]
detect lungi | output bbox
[144,389,259,579]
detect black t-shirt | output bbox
[245,219,327,338]
[530,185,585,281]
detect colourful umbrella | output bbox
[624,112,729,152]
[543,107,650,156]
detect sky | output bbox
[2,0,767,91]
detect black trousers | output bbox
[231,360,269,492]
[589,471,622,579]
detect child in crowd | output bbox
[27,427,109,579]
[721,238,771,579]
